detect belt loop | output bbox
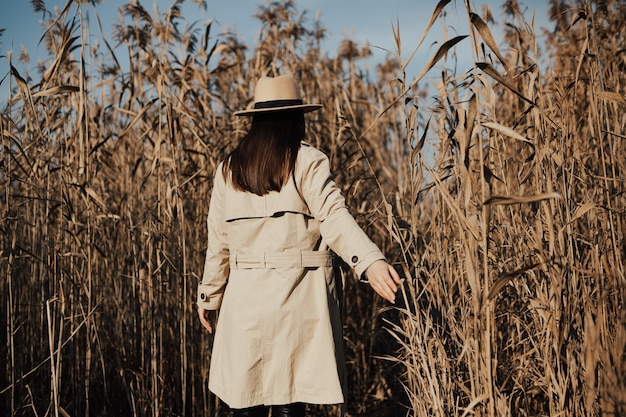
[234,253,239,268]
[262,252,267,268]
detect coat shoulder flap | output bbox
[223,175,311,222]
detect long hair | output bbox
[224,110,306,195]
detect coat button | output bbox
[351,256,358,264]
[200,292,206,301]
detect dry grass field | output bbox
[1,0,624,416]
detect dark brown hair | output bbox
[224,110,305,195]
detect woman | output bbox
[197,75,401,417]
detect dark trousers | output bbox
[231,402,306,417]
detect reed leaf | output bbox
[596,90,626,106]
[469,12,508,72]
[487,262,541,300]
[31,85,80,97]
[482,121,533,144]
[476,62,536,107]
[483,192,562,206]
[400,0,451,73]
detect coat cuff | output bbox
[196,285,223,310]
[349,250,386,281]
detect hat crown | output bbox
[233,75,322,116]
[254,75,302,103]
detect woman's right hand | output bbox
[198,307,216,334]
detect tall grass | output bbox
[383,1,626,416]
[1,0,624,416]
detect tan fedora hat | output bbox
[234,75,322,116]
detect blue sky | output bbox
[0,0,551,102]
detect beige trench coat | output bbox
[197,143,385,409]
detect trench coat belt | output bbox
[230,251,334,269]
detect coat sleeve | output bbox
[197,163,230,310]
[296,145,385,278]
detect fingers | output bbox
[370,274,397,304]
[366,261,404,303]
[372,280,396,303]
[388,264,403,284]
[198,308,214,334]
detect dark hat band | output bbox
[254,99,303,109]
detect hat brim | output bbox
[234,103,322,117]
